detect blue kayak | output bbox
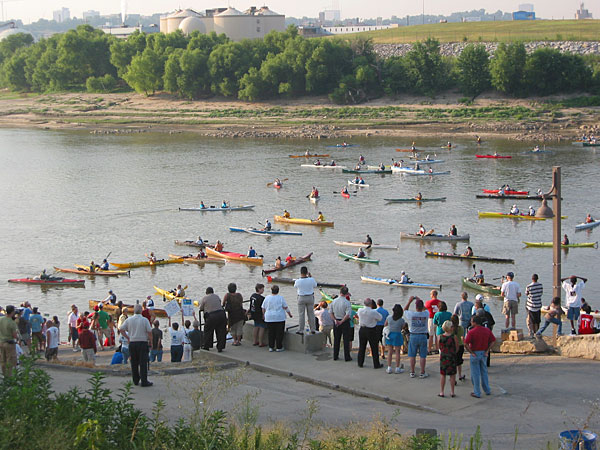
[326,144,358,148]
[360,275,441,290]
[229,227,302,236]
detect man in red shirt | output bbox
[425,290,442,352]
[464,315,496,398]
[142,298,154,325]
[78,323,97,364]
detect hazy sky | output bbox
[4,0,592,24]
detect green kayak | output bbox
[461,277,501,296]
[338,251,380,264]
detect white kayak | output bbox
[179,205,254,211]
[576,220,600,231]
[391,166,450,176]
[301,164,346,170]
[348,180,369,187]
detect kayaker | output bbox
[562,234,570,246]
[330,160,336,166]
[195,236,204,246]
[342,141,347,147]
[428,167,433,174]
[274,178,281,187]
[379,163,385,171]
[304,149,310,156]
[341,186,349,196]
[359,155,365,164]
[353,175,360,184]
[510,204,519,215]
[100,259,109,270]
[417,224,426,236]
[39,269,50,280]
[411,142,416,151]
[275,256,284,269]
[175,285,186,297]
[89,261,96,273]
[263,219,272,231]
[498,186,506,196]
[493,151,498,157]
[354,164,361,171]
[310,186,319,198]
[398,159,404,167]
[317,211,326,222]
[448,224,457,236]
[103,290,117,305]
[476,135,482,144]
[214,240,224,252]
[474,269,485,284]
[533,145,540,153]
[199,201,206,209]
[281,210,290,219]
[528,205,536,216]
[221,200,228,209]
[247,246,257,258]
[285,253,293,265]
[447,141,452,148]
[356,248,366,258]
[196,250,206,259]
[399,271,409,284]
[463,246,474,257]
[314,159,321,166]
[359,177,365,185]
[414,162,420,170]
[364,234,373,247]
[586,214,594,223]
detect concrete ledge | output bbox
[556,334,600,360]
[35,360,238,376]
[243,323,326,353]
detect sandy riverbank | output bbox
[1,90,599,141]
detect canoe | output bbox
[289,154,329,158]
[73,265,130,275]
[174,240,205,248]
[265,276,345,289]
[338,251,379,264]
[274,215,334,227]
[425,251,514,264]
[205,247,263,265]
[385,197,446,203]
[54,266,121,277]
[179,205,254,211]
[348,180,369,187]
[300,164,346,170]
[262,252,313,275]
[523,241,598,248]
[333,241,398,250]
[475,194,543,200]
[361,275,441,290]
[400,232,470,242]
[576,221,600,231]
[461,277,501,296]
[342,168,391,174]
[111,258,183,269]
[168,254,226,264]
[478,212,567,220]
[88,300,167,318]
[320,290,362,311]
[483,189,528,195]
[229,227,303,236]
[341,191,350,199]
[8,277,85,286]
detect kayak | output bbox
[205,247,263,265]
[8,277,85,286]
[289,154,329,158]
[461,277,501,296]
[338,251,379,264]
[265,276,345,289]
[425,251,514,264]
[262,252,313,275]
[522,150,552,154]
[274,215,334,227]
[342,168,391,174]
[391,167,450,176]
[89,300,167,318]
[412,159,445,164]
[360,276,441,290]
[348,180,369,187]
[582,142,600,147]
[341,191,350,199]
[478,211,567,220]
[576,221,600,231]
[301,164,346,170]
[326,144,356,148]
[309,196,319,204]
[385,197,446,203]
[333,241,398,250]
[229,227,302,236]
[400,232,470,241]
[273,183,282,189]
[54,266,122,277]
[168,254,226,264]
[476,154,512,159]
[483,189,528,195]
[523,241,598,248]
[475,194,543,200]
[179,205,254,211]
[320,290,362,311]
[111,258,183,269]
[174,240,205,248]
[153,286,186,301]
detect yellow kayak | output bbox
[73,264,130,275]
[523,241,598,248]
[478,212,567,221]
[274,215,334,227]
[111,258,183,269]
[153,286,199,306]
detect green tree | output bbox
[1,50,29,90]
[163,49,184,95]
[123,48,163,95]
[524,48,591,96]
[490,42,526,96]
[110,31,147,78]
[86,74,117,93]
[404,38,446,97]
[457,44,490,98]
[208,40,266,97]
[305,39,353,95]
[178,48,211,99]
[0,32,34,65]
[382,56,407,96]
[238,67,268,101]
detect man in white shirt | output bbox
[356,298,382,369]
[293,266,318,335]
[45,320,60,361]
[562,275,588,335]
[404,296,430,378]
[329,289,353,362]
[120,304,153,387]
[501,272,521,329]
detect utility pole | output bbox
[1,0,22,22]
[422,0,425,24]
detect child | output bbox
[536,297,564,336]
[578,303,595,335]
[384,304,405,374]
[438,320,457,397]
[451,314,465,381]
[119,334,130,363]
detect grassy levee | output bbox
[334,19,600,44]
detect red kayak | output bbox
[476,154,512,159]
[262,252,313,275]
[483,189,529,195]
[274,184,282,189]
[8,277,85,286]
[341,191,350,198]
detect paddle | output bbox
[104,251,112,261]
[266,178,288,187]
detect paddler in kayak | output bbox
[354,163,362,171]
[175,284,186,297]
[528,205,536,216]
[317,211,326,222]
[103,290,117,304]
[562,234,570,245]
[310,186,319,198]
[196,236,204,246]
[411,142,417,151]
[399,271,410,283]
[446,141,452,148]
[448,224,457,236]
[214,240,224,252]
[247,246,257,258]
[474,269,485,284]
[417,224,426,236]
[199,201,206,209]
[314,159,322,166]
[379,163,386,171]
[341,186,349,196]
[285,253,294,265]
[330,160,336,167]
[586,213,595,223]
[510,204,520,215]
[364,234,373,247]
[462,246,474,257]
[533,145,540,153]
[355,248,366,258]
[476,135,482,144]
[358,176,366,185]
[196,249,207,258]
[221,200,228,208]
[353,175,361,184]
[414,162,420,170]
[262,219,272,231]
[88,261,96,273]
[282,210,291,219]
[275,256,285,269]
[39,269,50,280]
[100,259,109,270]
[148,252,157,263]
[273,178,282,188]
[359,155,365,164]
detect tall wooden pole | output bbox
[552,167,561,299]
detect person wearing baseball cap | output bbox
[404,296,430,379]
[471,294,491,316]
[500,272,521,329]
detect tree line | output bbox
[1,24,600,103]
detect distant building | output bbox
[101,24,158,38]
[83,10,100,21]
[576,2,593,19]
[462,17,482,22]
[321,24,399,35]
[518,4,534,13]
[512,11,535,20]
[53,7,70,23]
[319,9,341,24]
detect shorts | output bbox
[385,331,403,347]
[502,300,518,316]
[69,326,79,342]
[407,334,428,358]
[45,347,58,360]
[254,319,266,329]
[567,307,580,321]
[229,320,244,337]
[527,310,541,325]
[100,328,111,340]
[32,331,44,343]
[455,345,464,366]
[428,318,436,335]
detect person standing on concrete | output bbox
[294,267,318,335]
[405,296,430,378]
[453,292,474,335]
[262,285,292,352]
[501,272,521,329]
[330,292,353,362]
[464,315,496,398]
[425,290,442,353]
[525,274,543,337]
[375,299,389,359]
[119,304,153,387]
[199,287,227,352]
[78,323,97,364]
[561,275,588,335]
[357,299,382,369]
[0,305,18,377]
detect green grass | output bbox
[336,19,600,44]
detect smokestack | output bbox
[121,0,127,25]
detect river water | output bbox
[2,128,598,332]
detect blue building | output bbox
[512,11,536,20]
